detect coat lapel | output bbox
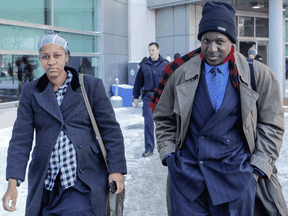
[176,55,202,144]
[33,67,82,124]
[234,52,259,125]
[34,82,64,124]
[240,83,258,125]
[60,85,82,113]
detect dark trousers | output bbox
[41,175,96,216]
[169,176,257,216]
[142,96,154,152]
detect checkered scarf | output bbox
[149,46,238,112]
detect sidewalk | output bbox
[0,106,287,215]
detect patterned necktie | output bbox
[208,67,220,111]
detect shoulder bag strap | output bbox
[247,58,256,92]
[79,74,109,170]
[247,58,258,110]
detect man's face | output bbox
[201,32,232,66]
[149,45,160,61]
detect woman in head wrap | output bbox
[2,33,127,215]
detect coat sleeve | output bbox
[89,77,127,174]
[6,83,35,181]
[249,61,285,179]
[133,67,143,99]
[153,72,177,165]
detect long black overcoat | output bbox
[6,67,127,215]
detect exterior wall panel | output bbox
[173,5,187,36]
[102,0,128,94]
[156,7,174,37]
[157,36,174,56]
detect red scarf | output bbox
[149,46,238,113]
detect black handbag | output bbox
[79,74,125,216]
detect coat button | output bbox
[200,136,204,140]
[79,169,84,174]
[78,144,83,149]
[199,161,203,165]
[226,139,230,143]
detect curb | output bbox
[0,101,18,110]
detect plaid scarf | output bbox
[149,46,238,112]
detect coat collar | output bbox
[183,54,202,81]
[145,54,167,65]
[183,51,251,85]
[234,51,250,85]
[36,66,80,92]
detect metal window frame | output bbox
[0,0,100,58]
[235,13,269,66]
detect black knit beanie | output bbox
[197,1,237,44]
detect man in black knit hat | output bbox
[152,1,288,215]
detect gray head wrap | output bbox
[38,33,70,56]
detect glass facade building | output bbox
[0,0,100,103]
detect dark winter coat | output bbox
[6,67,127,215]
[153,52,287,215]
[133,55,169,99]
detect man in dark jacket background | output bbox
[133,42,169,157]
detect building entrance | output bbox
[239,40,268,65]
[239,41,256,58]
[258,41,268,65]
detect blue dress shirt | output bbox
[205,62,229,112]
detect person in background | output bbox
[255,54,263,63]
[8,63,14,85]
[2,33,127,215]
[248,47,256,59]
[139,57,148,66]
[16,59,23,98]
[22,56,33,83]
[78,57,93,76]
[286,59,288,79]
[151,1,287,215]
[174,53,181,60]
[133,42,169,157]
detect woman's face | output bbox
[39,44,68,79]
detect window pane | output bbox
[235,16,238,36]
[0,25,48,51]
[54,0,98,31]
[286,58,288,79]
[239,16,254,37]
[0,54,44,103]
[286,45,288,56]
[58,32,98,53]
[286,21,288,41]
[0,55,99,103]
[0,0,51,25]
[68,57,98,77]
[285,10,288,18]
[256,18,268,37]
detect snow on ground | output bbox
[0,105,168,216]
[0,106,287,215]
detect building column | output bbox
[269,0,284,99]
[128,0,155,62]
